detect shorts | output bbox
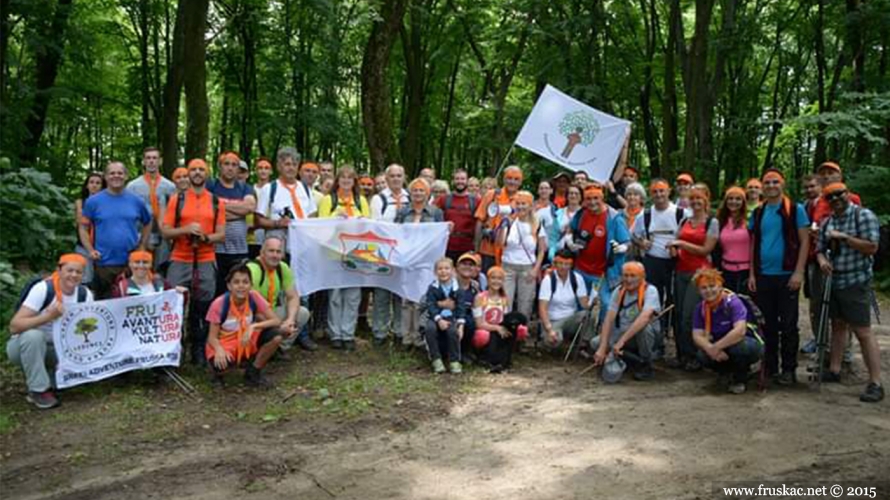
[829,282,871,328]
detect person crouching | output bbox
[424,257,463,374]
[591,261,660,381]
[691,268,763,394]
[205,262,282,388]
[471,266,528,373]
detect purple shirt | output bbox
[692,294,747,341]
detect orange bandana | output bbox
[745,179,762,190]
[260,259,278,305]
[187,159,207,171]
[172,167,188,180]
[649,180,670,193]
[218,151,240,165]
[282,182,305,219]
[676,173,694,184]
[762,171,785,184]
[724,186,746,200]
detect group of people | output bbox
[6,145,884,410]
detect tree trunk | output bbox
[682,0,715,176]
[19,0,74,167]
[399,4,426,176]
[639,0,661,177]
[182,0,210,162]
[139,0,152,147]
[0,0,10,118]
[361,0,409,171]
[437,46,461,173]
[160,0,186,175]
[661,0,682,179]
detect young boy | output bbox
[424,258,463,374]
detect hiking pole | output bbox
[564,278,607,363]
[163,368,200,400]
[814,250,833,391]
[578,305,674,376]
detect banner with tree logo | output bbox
[289,219,450,302]
[53,290,185,389]
[514,84,631,182]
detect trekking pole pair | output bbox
[813,249,834,391]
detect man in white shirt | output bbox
[631,178,686,354]
[538,250,594,352]
[370,164,410,345]
[255,147,318,256]
[7,254,94,409]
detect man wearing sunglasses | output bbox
[816,183,883,402]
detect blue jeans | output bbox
[577,271,611,326]
[696,336,763,384]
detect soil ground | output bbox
[1,300,889,500]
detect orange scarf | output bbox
[617,281,647,311]
[51,272,63,303]
[226,294,256,363]
[703,291,728,338]
[338,189,356,217]
[282,182,305,219]
[144,173,161,221]
[625,206,642,231]
[261,261,277,306]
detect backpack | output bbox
[548,270,581,310]
[710,292,764,344]
[443,193,477,215]
[249,260,284,292]
[643,206,685,240]
[15,276,88,313]
[174,190,220,229]
[219,291,258,324]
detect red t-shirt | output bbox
[435,193,480,254]
[163,189,226,263]
[676,219,713,273]
[575,210,608,277]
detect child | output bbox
[424,258,463,374]
[472,266,528,373]
[206,262,283,387]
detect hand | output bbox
[447,221,454,231]
[437,319,451,331]
[605,181,616,193]
[818,257,833,275]
[826,229,849,241]
[787,271,803,291]
[638,238,653,251]
[280,319,296,337]
[715,350,729,362]
[175,286,188,294]
[546,329,558,345]
[593,347,608,366]
[747,275,757,293]
[44,302,65,321]
[187,222,203,237]
[612,341,625,358]
[213,346,231,370]
[240,325,254,348]
[525,267,538,282]
[88,249,101,260]
[668,240,686,250]
[439,298,455,310]
[497,325,511,339]
[278,217,292,228]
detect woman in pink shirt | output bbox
[716,186,750,294]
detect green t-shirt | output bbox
[247,261,294,308]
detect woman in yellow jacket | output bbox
[318,165,370,350]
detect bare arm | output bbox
[223,195,257,217]
[9,305,62,335]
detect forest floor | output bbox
[1,299,889,500]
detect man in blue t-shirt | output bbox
[80,161,152,299]
[747,168,810,385]
[207,151,257,295]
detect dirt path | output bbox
[2,303,889,500]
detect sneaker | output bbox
[632,364,654,381]
[859,383,884,403]
[776,371,797,386]
[26,391,59,410]
[298,336,319,352]
[449,362,463,374]
[820,370,841,383]
[800,338,817,354]
[330,339,345,350]
[728,382,747,395]
[344,340,356,352]
[432,359,446,374]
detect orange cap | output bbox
[457,252,482,266]
[818,161,841,174]
[676,173,694,184]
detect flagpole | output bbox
[493,143,517,179]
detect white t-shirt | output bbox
[21,280,94,340]
[539,271,591,322]
[255,179,318,251]
[502,219,544,266]
[371,188,410,221]
[631,203,689,259]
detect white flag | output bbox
[514,84,631,182]
[289,219,450,302]
[53,290,184,389]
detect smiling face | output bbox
[58,262,85,294]
[584,192,603,213]
[410,185,428,205]
[188,165,207,187]
[457,259,477,279]
[375,175,387,193]
[625,191,642,209]
[435,260,453,282]
[261,237,285,268]
[227,271,252,301]
[386,166,405,191]
[256,162,273,184]
[467,177,480,196]
[826,189,849,213]
[452,171,468,193]
[537,181,552,203]
[129,257,152,281]
[698,281,722,303]
[278,156,299,183]
[762,178,783,201]
[87,175,103,196]
[725,194,744,213]
[174,171,190,191]
[487,272,504,292]
[566,186,582,208]
[622,271,642,290]
[105,162,128,191]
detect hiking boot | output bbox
[330,339,345,350]
[728,382,747,395]
[27,390,59,410]
[449,361,463,374]
[633,364,654,381]
[244,364,273,388]
[210,374,226,389]
[432,358,446,374]
[298,336,319,352]
[800,338,817,354]
[859,383,884,403]
[344,340,356,352]
[683,358,702,372]
[776,371,797,386]
[820,370,841,383]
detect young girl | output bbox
[424,258,463,374]
[319,165,370,351]
[205,263,282,387]
[111,250,183,297]
[472,266,528,373]
[716,186,750,293]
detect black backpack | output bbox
[548,270,581,310]
[15,276,89,313]
[443,193,478,215]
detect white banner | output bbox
[53,290,184,389]
[514,84,631,182]
[289,219,449,302]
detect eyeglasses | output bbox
[825,190,847,201]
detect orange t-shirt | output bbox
[475,189,515,257]
[163,189,226,263]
